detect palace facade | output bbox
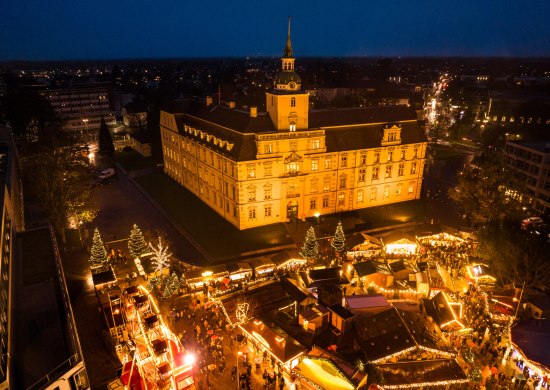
[160,21,427,230]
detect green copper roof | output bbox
[277,71,301,85]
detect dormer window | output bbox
[381,125,402,146]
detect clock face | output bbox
[289,82,296,89]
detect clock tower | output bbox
[266,17,309,131]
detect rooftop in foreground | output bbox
[11,227,83,389]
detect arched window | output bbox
[291,97,296,107]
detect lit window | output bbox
[387,151,393,162]
[311,139,320,149]
[289,123,296,132]
[396,184,402,195]
[311,159,318,171]
[384,186,390,199]
[264,144,273,154]
[325,158,332,169]
[287,162,299,175]
[408,183,414,194]
[411,162,417,175]
[385,165,392,178]
[247,189,256,202]
[370,187,377,201]
[323,177,331,192]
[338,193,345,206]
[247,165,255,178]
[357,190,364,203]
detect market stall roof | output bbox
[423,292,465,330]
[103,302,124,329]
[379,231,417,246]
[300,304,329,321]
[292,357,355,390]
[388,259,409,274]
[347,233,384,251]
[248,257,276,270]
[226,262,253,274]
[92,267,117,286]
[377,359,468,388]
[221,280,296,324]
[151,339,168,355]
[354,260,392,278]
[511,320,550,372]
[240,320,306,364]
[328,304,355,320]
[270,249,304,267]
[300,267,349,288]
[133,294,148,305]
[355,307,454,362]
[185,264,229,281]
[125,285,139,295]
[306,346,367,387]
[280,277,309,304]
[346,233,368,250]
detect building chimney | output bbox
[250,107,257,118]
[228,101,236,109]
[205,96,213,106]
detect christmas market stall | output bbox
[238,319,306,372]
[380,231,418,256]
[184,265,229,291]
[509,320,550,386]
[465,263,496,287]
[422,291,469,333]
[92,265,117,292]
[226,262,253,282]
[249,257,276,279]
[353,260,393,288]
[345,233,383,260]
[416,223,466,247]
[271,249,306,271]
[298,303,329,333]
[354,308,467,388]
[99,286,127,344]
[299,267,349,296]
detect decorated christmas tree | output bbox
[299,226,319,262]
[90,228,108,268]
[149,236,171,274]
[331,221,346,253]
[128,224,147,258]
[169,271,180,293]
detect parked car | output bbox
[98,168,115,180]
[521,216,543,230]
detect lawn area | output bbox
[135,172,294,261]
[114,149,160,172]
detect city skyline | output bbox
[1,0,550,61]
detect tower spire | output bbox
[284,16,293,58]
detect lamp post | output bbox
[237,351,242,389]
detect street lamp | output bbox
[237,351,242,389]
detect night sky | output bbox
[1,0,549,60]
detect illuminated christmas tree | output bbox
[331,221,346,253]
[128,224,147,258]
[300,226,319,262]
[90,228,108,268]
[149,236,171,274]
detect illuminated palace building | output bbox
[160,22,427,230]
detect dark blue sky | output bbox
[1,0,549,60]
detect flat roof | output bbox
[11,227,81,389]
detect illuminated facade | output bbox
[160,21,427,230]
